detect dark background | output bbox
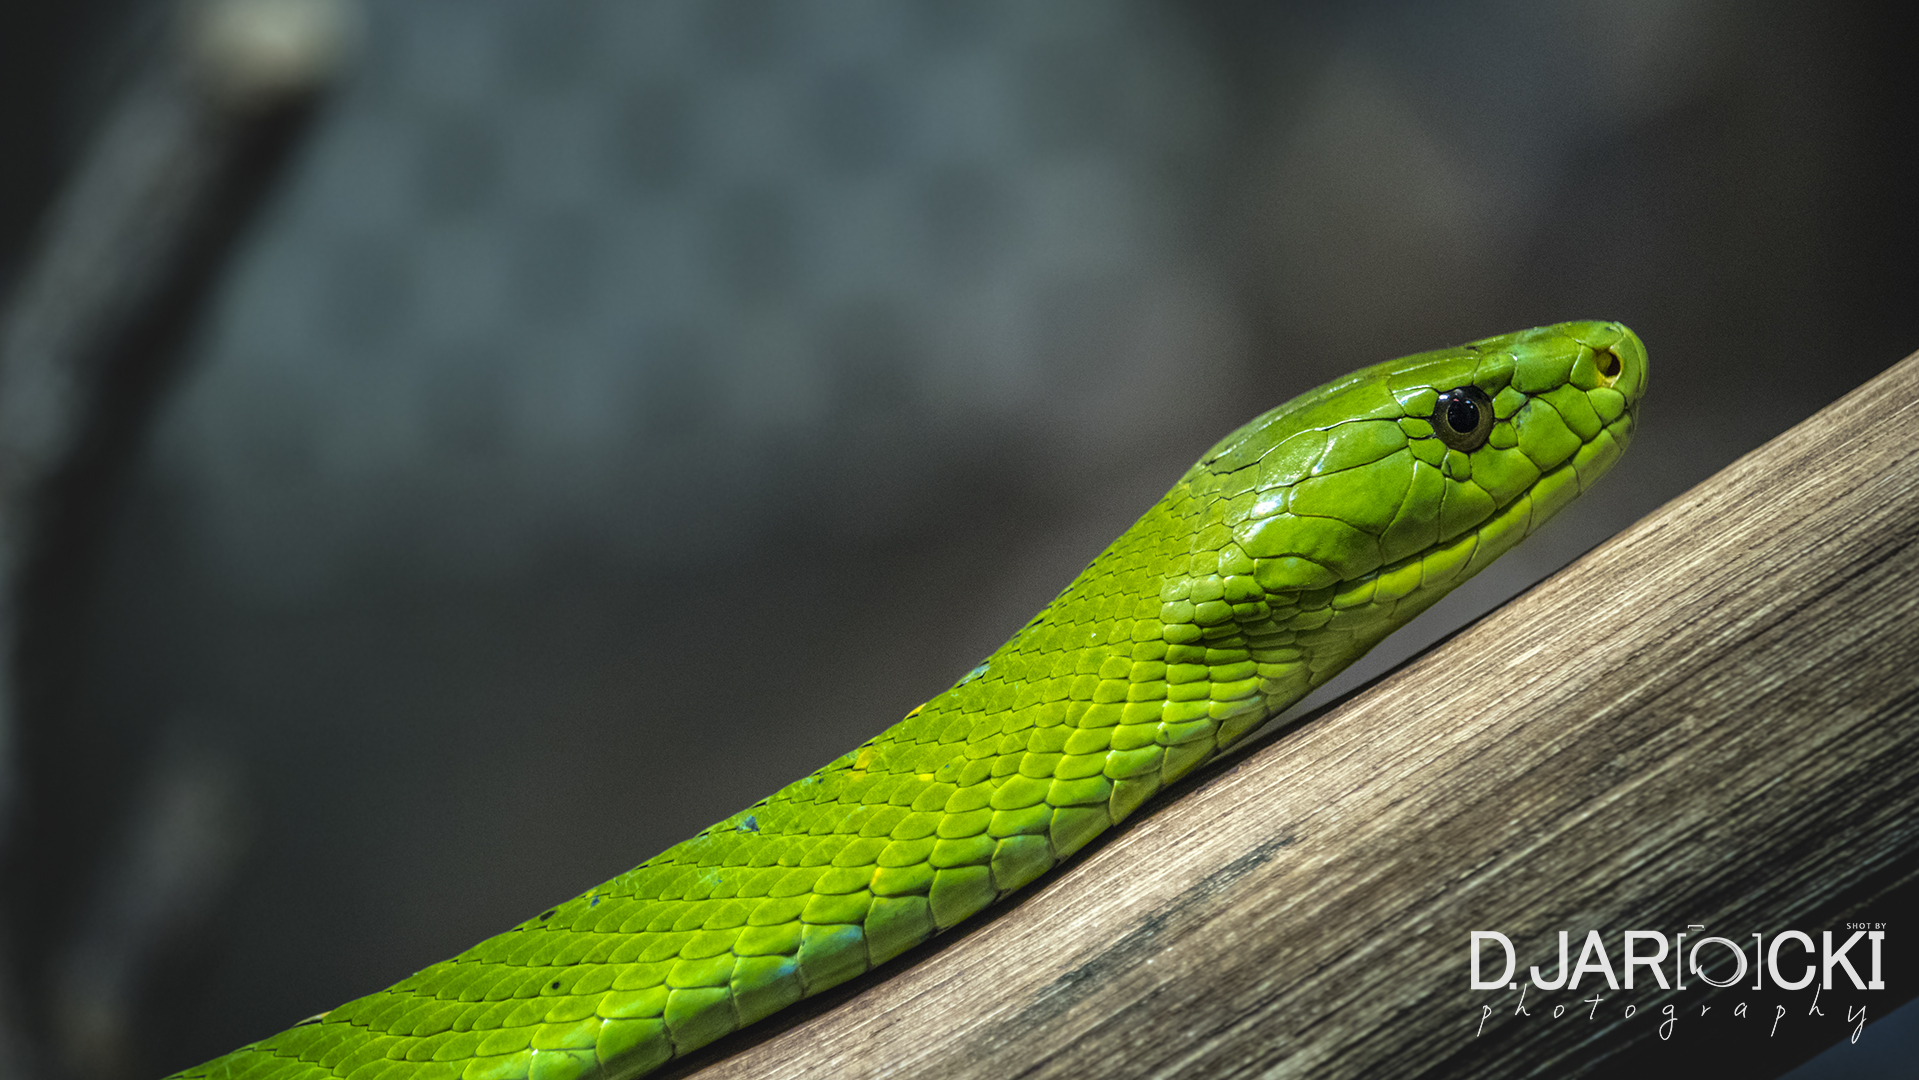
[1,2,1914,1078]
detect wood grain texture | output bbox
[673,348,1919,1080]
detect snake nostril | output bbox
[1596,349,1622,380]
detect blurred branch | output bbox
[671,346,1919,1079]
[0,2,350,1076]
[52,735,250,1080]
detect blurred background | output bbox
[0,1,1913,1078]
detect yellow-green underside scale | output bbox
[175,321,1645,1080]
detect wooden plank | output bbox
[668,346,1919,1079]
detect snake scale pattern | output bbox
[174,321,1646,1080]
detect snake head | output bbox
[1190,321,1646,611]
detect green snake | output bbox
[172,322,1645,1080]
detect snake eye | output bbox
[1431,386,1494,452]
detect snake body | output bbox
[175,322,1645,1080]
